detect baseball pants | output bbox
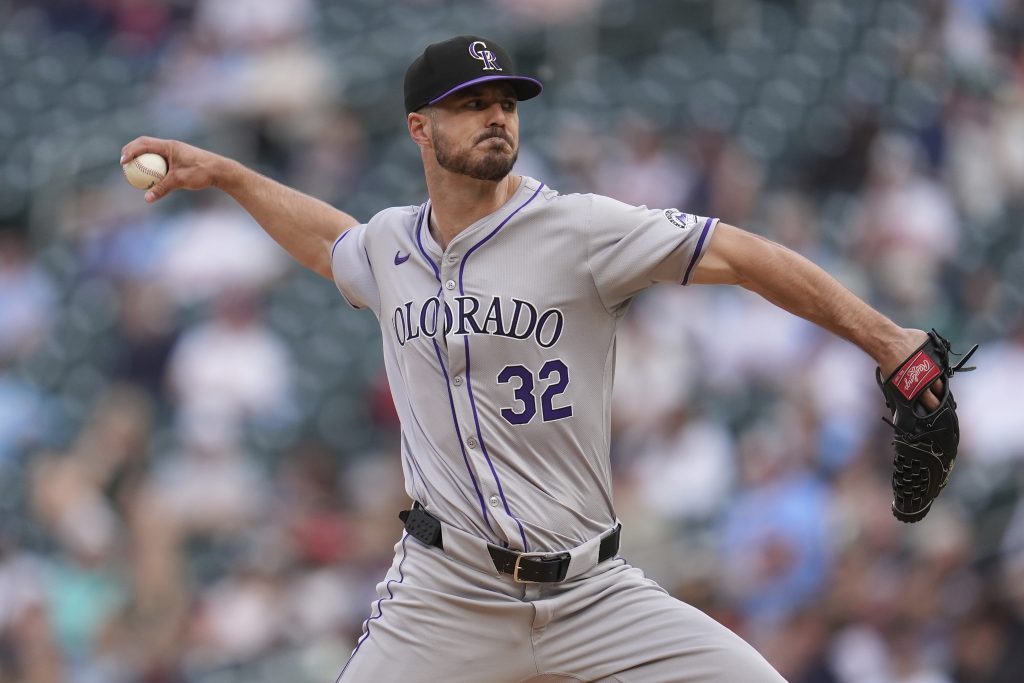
[335,532,787,683]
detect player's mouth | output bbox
[476,131,514,146]
[477,137,514,153]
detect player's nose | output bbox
[484,102,509,127]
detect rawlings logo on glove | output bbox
[894,353,940,400]
[876,330,978,523]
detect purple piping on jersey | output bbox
[460,336,528,551]
[457,181,545,552]
[412,203,495,534]
[427,75,544,106]
[414,204,441,282]
[681,217,715,286]
[329,230,363,310]
[330,229,350,261]
[335,533,411,682]
[430,339,498,538]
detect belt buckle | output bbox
[512,551,551,584]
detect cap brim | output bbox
[427,75,543,107]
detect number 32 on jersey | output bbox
[497,359,572,425]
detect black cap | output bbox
[404,35,543,114]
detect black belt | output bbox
[399,503,621,583]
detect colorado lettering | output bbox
[392,296,564,348]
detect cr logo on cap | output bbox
[468,41,502,71]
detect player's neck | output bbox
[425,171,521,250]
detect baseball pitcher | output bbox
[121,35,974,683]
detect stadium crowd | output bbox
[0,0,1023,681]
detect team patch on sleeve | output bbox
[663,209,702,231]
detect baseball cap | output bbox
[404,35,543,114]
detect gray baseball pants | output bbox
[335,531,787,683]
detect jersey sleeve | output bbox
[329,223,380,314]
[586,194,718,313]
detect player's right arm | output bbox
[120,137,358,280]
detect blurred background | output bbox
[0,0,1021,681]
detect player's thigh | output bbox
[589,650,786,683]
[590,600,788,683]
[538,560,785,683]
[336,534,536,683]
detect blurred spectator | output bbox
[686,127,764,226]
[288,111,371,206]
[192,0,314,53]
[43,546,127,676]
[830,619,954,683]
[0,231,57,363]
[626,405,735,523]
[688,287,817,396]
[596,112,693,209]
[549,115,605,193]
[153,0,333,131]
[0,373,52,463]
[611,287,702,436]
[991,84,1024,212]
[0,543,60,683]
[800,336,881,473]
[23,386,158,680]
[759,609,839,683]
[144,411,270,539]
[1000,492,1024,620]
[851,133,960,317]
[274,442,363,642]
[276,442,353,567]
[719,412,832,630]
[800,103,882,194]
[39,0,114,42]
[110,281,179,399]
[29,385,155,566]
[154,199,290,305]
[956,326,1024,465]
[950,600,1024,683]
[186,553,285,670]
[763,190,825,259]
[491,0,600,26]
[166,288,294,432]
[945,87,1006,225]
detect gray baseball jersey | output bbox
[330,175,717,553]
[330,176,786,682]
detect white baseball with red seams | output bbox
[122,152,167,190]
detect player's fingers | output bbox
[920,378,944,412]
[144,169,179,203]
[120,136,159,162]
[120,136,172,164]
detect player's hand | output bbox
[120,137,226,203]
[877,328,943,412]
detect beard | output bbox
[432,126,518,182]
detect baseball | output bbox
[122,152,167,190]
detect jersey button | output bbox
[466,436,478,449]
[488,495,499,507]
[452,376,463,387]
[445,280,456,290]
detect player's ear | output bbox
[408,110,432,149]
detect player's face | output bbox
[428,83,519,182]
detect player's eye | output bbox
[502,100,516,112]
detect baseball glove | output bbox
[876,330,978,523]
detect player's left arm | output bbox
[690,222,943,409]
